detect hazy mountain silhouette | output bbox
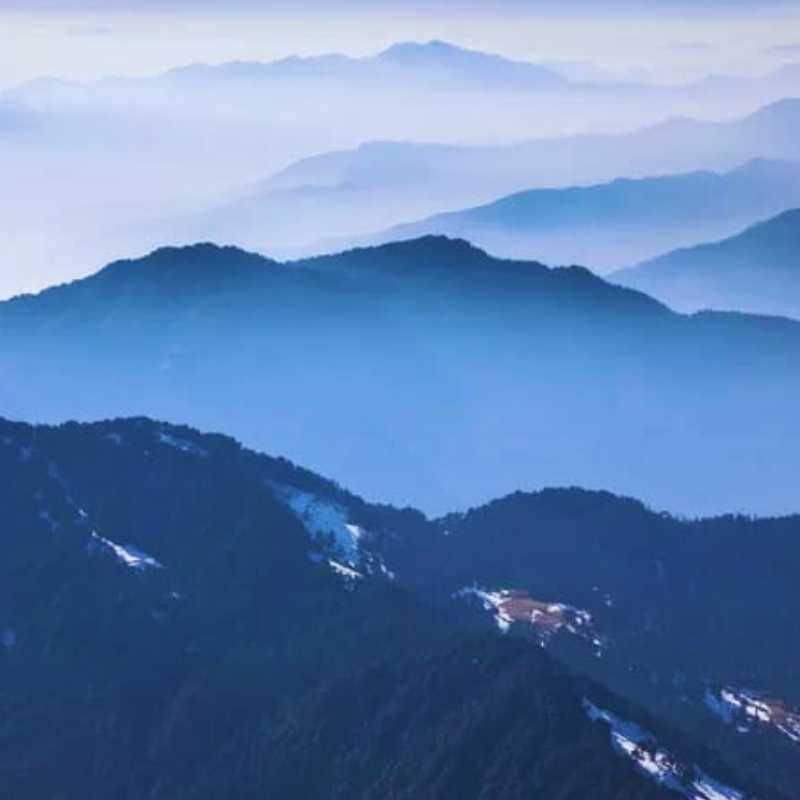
[2,237,800,519]
[189,99,800,259]
[613,208,800,317]
[165,40,567,90]
[358,158,800,270]
[0,416,791,798]
[3,41,799,297]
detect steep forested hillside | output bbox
[0,417,794,798]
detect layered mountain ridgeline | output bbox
[2,237,800,518]
[200,99,800,258]
[164,40,567,90]
[10,42,795,136]
[270,97,800,198]
[157,40,799,99]
[613,209,800,318]
[360,159,800,271]
[0,417,789,799]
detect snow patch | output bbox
[91,532,162,570]
[377,559,396,580]
[455,587,514,632]
[157,431,205,456]
[272,485,362,565]
[707,686,800,745]
[693,772,747,800]
[2,629,16,651]
[584,700,744,800]
[328,560,363,581]
[455,586,601,652]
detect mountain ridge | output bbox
[189,98,800,261]
[2,237,799,520]
[1,236,669,319]
[161,39,567,89]
[1,414,796,797]
[352,158,800,271]
[613,208,800,318]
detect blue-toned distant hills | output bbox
[2,236,800,519]
[613,208,800,317]
[355,158,800,270]
[3,40,799,298]
[165,39,567,89]
[186,99,800,259]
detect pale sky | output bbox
[1,2,799,87]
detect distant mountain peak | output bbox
[74,242,281,296]
[374,40,564,85]
[111,241,275,272]
[378,40,471,59]
[361,233,492,258]
[144,241,263,261]
[297,234,505,274]
[161,40,564,88]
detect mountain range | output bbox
[185,99,800,259]
[2,236,800,518]
[15,41,798,107]
[164,40,567,90]
[6,23,800,800]
[353,158,800,271]
[3,42,799,299]
[613,208,800,318]
[1,415,796,798]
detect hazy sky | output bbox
[2,1,800,87]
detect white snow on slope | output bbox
[91,532,162,570]
[270,483,398,582]
[706,687,800,744]
[584,700,745,800]
[455,587,514,632]
[271,485,363,564]
[694,773,749,800]
[157,431,206,456]
[455,587,602,656]
[328,559,363,581]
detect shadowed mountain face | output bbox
[613,208,800,318]
[183,99,800,259]
[0,417,794,798]
[2,236,800,519]
[359,159,800,271]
